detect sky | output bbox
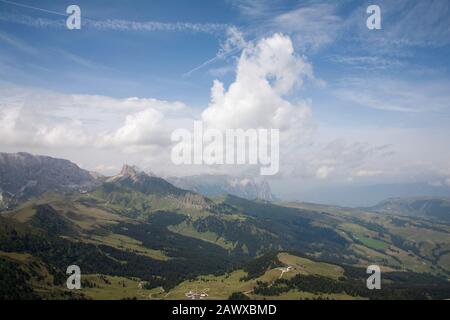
[0,0,450,201]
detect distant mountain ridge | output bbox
[167,174,275,201]
[0,152,96,208]
[368,196,450,222]
[107,165,185,196]
[297,182,450,207]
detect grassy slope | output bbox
[156,252,357,300]
[0,250,82,299]
[81,274,156,300]
[7,193,450,277]
[1,186,450,299]
[283,201,450,276]
[168,220,235,250]
[6,195,171,261]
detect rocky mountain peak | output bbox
[119,164,142,177]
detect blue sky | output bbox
[1,0,449,122]
[1,0,450,200]
[0,0,237,102]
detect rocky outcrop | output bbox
[0,152,96,207]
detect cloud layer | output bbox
[0,30,448,189]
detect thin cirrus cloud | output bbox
[269,3,343,52]
[327,55,404,70]
[184,2,339,76]
[0,11,229,35]
[239,0,450,55]
[0,0,229,34]
[360,0,450,49]
[228,0,290,20]
[183,26,247,77]
[333,77,450,113]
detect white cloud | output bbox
[1,25,447,188]
[199,36,408,182]
[0,34,390,181]
[0,105,90,148]
[0,34,321,178]
[98,108,170,148]
[202,33,314,132]
[200,34,346,179]
[0,85,188,150]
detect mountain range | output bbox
[167,174,274,201]
[0,152,449,300]
[0,152,96,209]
